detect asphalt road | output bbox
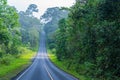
[16,31,78,80]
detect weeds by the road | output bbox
[48,49,90,80]
[0,47,36,80]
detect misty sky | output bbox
[7,0,75,18]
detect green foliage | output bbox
[0,54,14,65]
[54,0,120,79]
[0,46,36,79]
[19,4,41,49]
[0,1,39,79]
[55,19,67,60]
[0,0,20,55]
[48,50,89,80]
[98,0,120,22]
[41,7,68,49]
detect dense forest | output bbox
[41,7,68,49]
[0,0,120,80]
[0,1,41,54]
[19,4,41,50]
[46,0,120,80]
[0,0,20,56]
[0,0,41,76]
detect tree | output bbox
[26,4,38,16]
[41,7,68,49]
[56,19,67,60]
[54,0,120,79]
[0,0,20,55]
[19,4,41,49]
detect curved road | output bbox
[16,31,78,80]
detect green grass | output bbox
[0,47,36,80]
[48,49,90,80]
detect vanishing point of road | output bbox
[16,31,78,80]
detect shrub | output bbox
[0,54,14,65]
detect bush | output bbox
[0,52,2,57]
[0,54,15,65]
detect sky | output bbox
[7,0,75,18]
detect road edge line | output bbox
[16,60,35,80]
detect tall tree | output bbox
[19,4,41,49]
[0,0,20,55]
[41,7,68,49]
[55,0,120,79]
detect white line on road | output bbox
[44,65,54,80]
[16,60,36,80]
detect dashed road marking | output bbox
[44,65,54,80]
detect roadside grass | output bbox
[48,49,90,80]
[0,47,36,80]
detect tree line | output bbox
[19,4,41,50]
[0,0,20,56]
[0,0,41,57]
[41,7,68,49]
[55,0,120,79]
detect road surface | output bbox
[16,31,78,80]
